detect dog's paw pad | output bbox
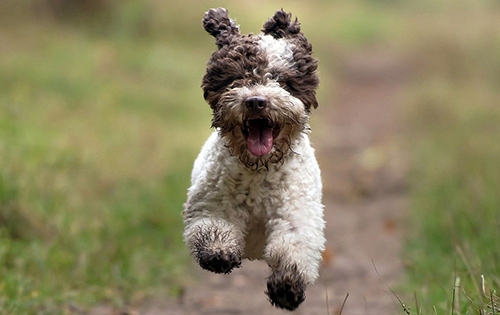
[266,271,306,310]
[198,250,241,274]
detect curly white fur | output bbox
[184,130,325,284]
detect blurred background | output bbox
[0,0,499,313]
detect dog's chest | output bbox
[227,164,286,217]
[225,165,288,260]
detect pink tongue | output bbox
[247,125,273,156]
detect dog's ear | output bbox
[262,9,301,39]
[203,8,240,48]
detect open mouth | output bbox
[243,118,280,156]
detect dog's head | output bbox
[202,8,319,169]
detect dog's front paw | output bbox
[266,266,306,311]
[191,225,242,274]
[198,248,241,274]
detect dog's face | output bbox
[202,8,319,169]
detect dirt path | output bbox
[145,50,409,315]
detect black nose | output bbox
[245,96,268,111]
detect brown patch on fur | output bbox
[202,34,268,110]
[262,9,301,39]
[203,8,240,48]
[283,39,319,112]
[262,10,319,111]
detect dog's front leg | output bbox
[183,216,244,274]
[263,203,325,310]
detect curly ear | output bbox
[203,8,240,48]
[262,9,301,39]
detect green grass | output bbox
[402,4,500,312]
[0,6,213,312]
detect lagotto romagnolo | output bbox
[183,8,325,311]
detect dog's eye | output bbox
[279,81,287,88]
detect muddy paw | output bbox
[198,249,241,274]
[191,225,242,274]
[266,267,306,311]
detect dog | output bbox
[182,8,325,311]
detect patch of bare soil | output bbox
[138,49,409,315]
